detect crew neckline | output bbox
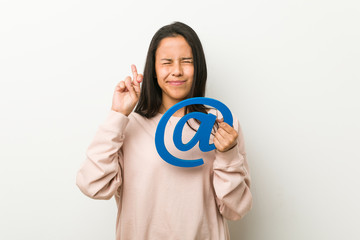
[157,112,183,119]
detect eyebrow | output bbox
[160,57,193,61]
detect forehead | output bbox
[155,36,193,57]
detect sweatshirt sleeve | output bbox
[76,110,129,200]
[212,118,253,221]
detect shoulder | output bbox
[128,112,161,123]
[125,112,161,135]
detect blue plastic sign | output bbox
[155,97,233,168]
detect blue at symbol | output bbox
[155,97,233,168]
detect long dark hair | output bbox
[134,21,209,118]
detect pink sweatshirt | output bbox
[76,109,252,240]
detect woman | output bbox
[76,21,252,240]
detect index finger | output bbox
[219,122,236,134]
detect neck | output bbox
[159,98,186,117]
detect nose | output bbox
[171,61,183,77]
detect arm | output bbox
[212,119,253,220]
[76,110,129,200]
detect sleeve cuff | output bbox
[214,144,244,168]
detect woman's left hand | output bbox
[214,119,238,152]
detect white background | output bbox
[1,0,359,239]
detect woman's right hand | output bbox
[111,64,143,116]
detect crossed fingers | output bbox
[131,64,142,94]
[118,64,143,98]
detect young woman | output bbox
[76,21,252,240]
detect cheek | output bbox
[156,67,170,79]
[156,78,162,88]
[184,66,194,78]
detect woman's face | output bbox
[155,35,194,107]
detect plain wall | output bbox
[1,0,359,239]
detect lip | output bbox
[167,80,186,86]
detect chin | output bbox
[172,93,189,101]
[165,90,187,99]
